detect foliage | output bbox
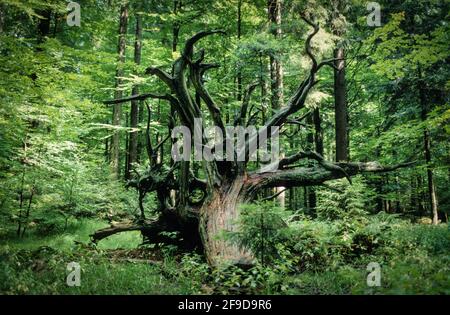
[226,202,291,265]
[0,0,449,296]
[315,175,376,221]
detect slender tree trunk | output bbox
[419,85,439,224]
[111,4,129,179]
[410,175,417,213]
[21,186,35,238]
[0,3,5,34]
[124,112,129,176]
[126,13,143,179]
[306,114,316,212]
[268,0,285,206]
[137,101,144,163]
[37,9,52,43]
[417,175,426,215]
[333,46,349,161]
[259,53,269,112]
[172,0,181,56]
[236,0,243,101]
[268,0,283,110]
[331,0,349,162]
[168,0,182,206]
[17,169,26,237]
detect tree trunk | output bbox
[199,178,254,266]
[420,86,439,225]
[37,9,52,43]
[268,0,283,110]
[268,0,285,206]
[236,0,243,101]
[126,13,143,179]
[334,46,349,162]
[331,0,349,162]
[111,4,129,179]
[306,113,316,212]
[313,107,324,156]
[0,3,5,34]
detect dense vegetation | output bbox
[0,0,449,295]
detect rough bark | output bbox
[199,179,254,266]
[331,0,349,162]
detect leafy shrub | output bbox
[316,175,376,222]
[287,219,350,271]
[227,202,291,265]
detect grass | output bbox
[0,218,449,295]
[0,218,199,294]
[0,219,142,252]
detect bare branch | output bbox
[154,134,170,153]
[190,58,225,133]
[104,93,173,105]
[260,188,287,202]
[234,82,259,126]
[256,16,322,137]
[301,15,319,71]
[145,67,174,90]
[183,30,226,59]
[317,57,344,71]
[245,160,415,194]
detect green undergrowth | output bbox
[1,216,449,295]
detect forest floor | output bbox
[1,218,449,295]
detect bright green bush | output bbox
[227,202,291,265]
[316,175,376,222]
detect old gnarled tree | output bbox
[92,17,412,267]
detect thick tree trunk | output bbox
[197,159,413,266]
[111,4,129,179]
[199,178,254,267]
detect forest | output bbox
[0,0,449,295]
